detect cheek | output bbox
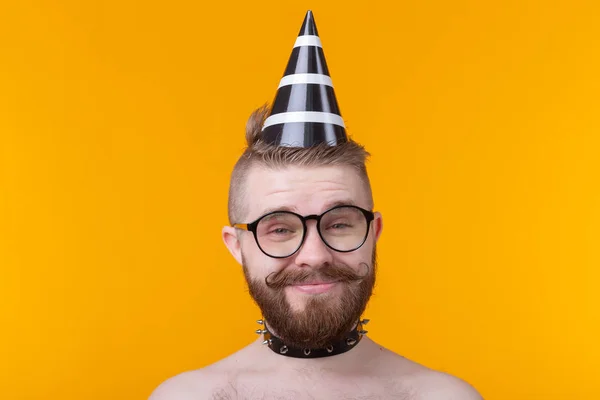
[336,245,374,267]
[241,243,289,278]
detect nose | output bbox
[293,220,334,268]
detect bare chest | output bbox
[208,371,417,400]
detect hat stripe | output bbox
[278,73,333,88]
[283,46,330,76]
[293,35,322,48]
[271,84,340,114]
[262,123,346,147]
[263,111,345,129]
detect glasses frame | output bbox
[233,205,375,259]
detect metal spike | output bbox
[257,319,264,325]
[262,339,272,345]
[255,329,267,334]
[280,345,288,354]
[359,330,368,335]
[303,348,311,356]
[346,338,357,346]
[360,319,370,325]
[326,345,334,353]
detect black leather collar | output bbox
[257,319,369,359]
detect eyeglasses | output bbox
[233,205,375,259]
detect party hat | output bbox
[261,10,347,147]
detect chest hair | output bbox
[209,379,417,400]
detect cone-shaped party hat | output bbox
[261,10,347,147]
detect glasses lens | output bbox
[319,206,369,251]
[256,212,304,257]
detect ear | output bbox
[222,226,243,265]
[372,211,383,242]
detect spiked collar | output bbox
[256,319,370,359]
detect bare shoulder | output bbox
[148,344,256,399]
[369,341,482,399]
[148,368,228,400]
[407,369,483,400]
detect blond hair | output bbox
[228,106,372,224]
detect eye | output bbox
[329,222,352,230]
[270,227,293,234]
[265,225,299,236]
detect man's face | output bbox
[223,164,383,348]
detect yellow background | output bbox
[1,1,599,399]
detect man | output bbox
[150,11,483,400]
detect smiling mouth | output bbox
[290,281,340,294]
[293,279,338,286]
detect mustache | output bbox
[265,262,371,290]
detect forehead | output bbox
[244,164,370,220]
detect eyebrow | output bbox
[258,205,298,216]
[257,199,358,218]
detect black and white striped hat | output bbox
[261,10,347,147]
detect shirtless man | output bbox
[150,11,483,400]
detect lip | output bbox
[291,281,339,294]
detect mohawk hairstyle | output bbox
[227,106,372,224]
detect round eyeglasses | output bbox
[233,205,375,259]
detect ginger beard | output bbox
[243,249,377,349]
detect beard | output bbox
[242,248,377,349]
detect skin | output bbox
[149,165,483,400]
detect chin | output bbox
[285,284,343,310]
